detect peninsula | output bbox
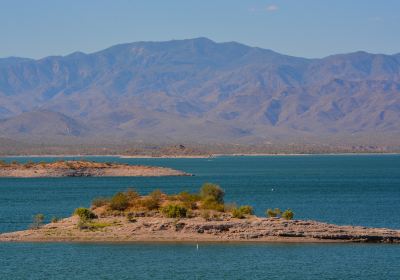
[1,184,399,243]
[0,160,190,177]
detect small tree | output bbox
[31,214,45,229]
[200,183,224,204]
[74,208,97,220]
[110,192,129,211]
[282,209,294,220]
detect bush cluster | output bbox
[74,207,97,220]
[232,208,245,219]
[200,183,224,204]
[199,183,225,211]
[110,192,129,211]
[161,204,188,218]
[266,208,294,220]
[266,208,282,218]
[239,205,254,215]
[231,205,254,219]
[282,209,294,220]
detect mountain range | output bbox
[0,37,399,145]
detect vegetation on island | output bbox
[65,183,295,231]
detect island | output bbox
[1,183,399,243]
[0,160,190,177]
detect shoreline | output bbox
[0,152,399,159]
[2,216,399,244]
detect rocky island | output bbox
[0,160,190,177]
[1,184,399,243]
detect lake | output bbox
[0,155,399,279]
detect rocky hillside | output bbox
[0,38,399,144]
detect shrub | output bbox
[232,208,245,219]
[282,209,294,220]
[74,207,97,220]
[92,197,110,208]
[200,183,224,204]
[201,196,224,212]
[30,214,45,229]
[177,191,200,209]
[150,189,163,201]
[140,197,160,210]
[239,205,254,215]
[51,216,59,223]
[266,208,282,218]
[162,204,188,218]
[125,188,140,202]
[87,221,112,230]
[110,192,129,211]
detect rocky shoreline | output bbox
[1,215,399,243]
[0,160,190,177]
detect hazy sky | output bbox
[1,0,399,59]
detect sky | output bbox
[1,0,399,59]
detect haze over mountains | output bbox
[0,38,399,145]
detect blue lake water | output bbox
[0,155,399,279]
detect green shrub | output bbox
[87,221,112,229]
[282,209,294,220]
[201,196,224,211]
[30,214,45,229]
[232,208,245,219]
[239,205,254,215]
[161,204,188,218]
[92,197,110,208]
[74,207,97,220]
[51,216,59,223]
[200,183,224,204]
[110,192,129,211]
[266,208,282,218]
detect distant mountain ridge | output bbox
[0,37,399,145]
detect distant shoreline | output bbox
[0,152,399,158]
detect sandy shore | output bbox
[1,215,399,243]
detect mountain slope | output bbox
[0,38,399,144]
